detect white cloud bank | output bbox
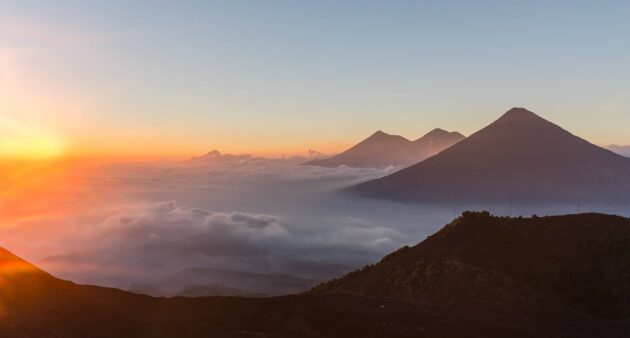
[3,154,446,296]
[40,200,406,295]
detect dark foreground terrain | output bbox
[2,212,630,337]
[0,249,532,338]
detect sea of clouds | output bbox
[2,151,627,296]
[0,152,454,296]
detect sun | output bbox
[0,116,66,160]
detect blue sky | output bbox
[1,0,629,157]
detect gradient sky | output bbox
[1,0,630,159]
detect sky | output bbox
[1,0,630,159]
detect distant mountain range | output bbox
[349,108,630,204]
[189,149,310,165]
[304,128,465,168]
[41,247,347,298]
[3,213,630,337]
[608,145,630,157]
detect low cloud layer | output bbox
[3,156,414,296]
[41,200,405,295]
[5,153,618,296]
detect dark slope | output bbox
[0,247,539,337]
[350,108,630,204]
[305,129,464,168]
[0,248,151,337]
[3,214,630,337]
[311,212,630,336]
[164,267,320,297]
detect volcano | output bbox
[305,128,464,168]
[349,108,630,204]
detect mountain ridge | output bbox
[3,214,630,336]
[311,212,630,335]
[349,108,630,204]
[0,244,542,337]
[305,128,464,168]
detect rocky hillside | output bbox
[0,246,538,337]
[312,212,630,326]
[2,213,630,337]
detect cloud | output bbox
[86,201,288,251]
[40,200,403,294]
[112,153,397,189]
[3,157,431,296]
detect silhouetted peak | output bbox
[424,128,448,136]
[415,128,465,143]
[364,130,402,142]
[371,130,389,137]
[484,107,561,133]
[305,127,462,167]
[451,131,466,138]
[497,107,544,123]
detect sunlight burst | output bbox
[0,115,65,159]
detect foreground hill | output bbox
[349,108,630,204]
[305,129,464,168]
[0,246,542,337]
[312,212,630,336]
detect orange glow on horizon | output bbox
[0,248,40,318]
[0,159,97,223]
[0,254,38,276]
[62,140,349,162]
[0,115,67,160]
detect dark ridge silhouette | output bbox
[349,107,630,204]
[3,215,630,337]
[311,212,630,337]
[162,267,321,297]
[0,246,540,337]
[304,128,464,168]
